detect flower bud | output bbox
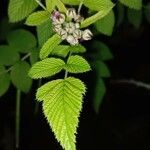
[66,8,77,19]
[54,24,62,33]
[59,29,68,40]
[65,22,76,34]
[73,29,82,39]
[66,35,78,45]
[82,29,93,40]
[75,23,80,29]
[74,15,84,23]
[51,11,65,24]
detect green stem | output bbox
[35,0,47,10]
[15,90,21,149]
[34,79,42,115]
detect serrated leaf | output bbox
[0,45,20,66]
[70,45,86,53]
[92,61,110,78]
[144,3,150,23]
[119,0,142,10]
[40,34,62,59]
[95,10,115,36]
[62,0,81,5]
[8,0,38,22]
[93,78,106,113]
[84,0,114,11]
[37,20,53,47]
[11,61,32,93]
[26,11,50,26]
[46,0,55,12]
[94,41,113,61]
[7,29,37,53]
[36,77,86,150]
[0,66,10,97]
[51,45,70,57]
[81,4,114,28]
[65,55,91,73]
[127,8,142,29]
[29,58,65,79]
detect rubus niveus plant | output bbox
[0,0,149,149]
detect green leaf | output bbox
[37,20,53,47]
[70,45,86,53]
[10,61,32,93]
[54,0,67,13]
[127,8,142,29]
[65,55,91,73]
[36,77,86,150]
[144,3,150,23]
[30,48,39,65]
[95,10,115,36]
[51,45,70,57]
[7,29,37,53]
[46,0,55,12]
[29,58,65,79]
[40,34,62,59]
[81,4,114,28]
[8,0,38,22]
[26,11,50,26]
[62,0,81,5]
[92,61,111,78]
[0,66,10,97]
[84,0,114,11]
[93,78,106,113]
[0,45,20,66]
[92,41,114,61]
[119,0,142,10]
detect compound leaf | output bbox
[36,77,86,150]
[29,58,65,79]
[10,61,32,93]
[65,55,91,73]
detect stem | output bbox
[34,79,42,115]
[15,90,21,149]
[78,1,84,14]
[35,0,47,11]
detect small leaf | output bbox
[119,0,142,10]
[40,34,62,59]
[127,8,142,29]
[26,11,50,26]
[81,4,114,28]
[84,0,114,11]
[95,10,115,36]
[30,48,39,65]
[8,0,38,22]
[65,55,91,73]
[46,0,55,12]
[37,20,53,47]
[62,0,81,5]
[36,77,86,150]
[93,78,106,113]
[54,0,67,13]
[70,45,86,53]
[7,29,37,53]
[0,45,20,66]
[10,61,32,93]
[92,61,111,78]
[144,3,150,23]
[0,66,10,97]
[29,58,65,79]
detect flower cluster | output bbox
[51,8,93,45]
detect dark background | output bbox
[0,0,150,150]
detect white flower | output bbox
[66,35,78,45]
[75,23,80,29]
[66,8,77,19]
[73,29,82,39]
[82,29,93,40]
[65,22,76,34]
[74,15,84,23]
[59,29,68,40]
[52,11,65,24]
[54,24,62,33]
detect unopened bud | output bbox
[73,29,82,39]
[82,29,93,40]
[54,24,62,33]
[66,8,77,19]
[59,29,68,40]
[51,11,65,24]
[66,35,78,45]
[65,22,76,34]
[74,15,84,23]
